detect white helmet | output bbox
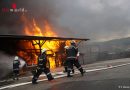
[14,56,19,60]
[70,40,76,44]
[41,48,47,53]
[64,46,69,49]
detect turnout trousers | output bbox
[13,69,19,80]
[64,60,74,73]
[67,58,84,77]
[32,67,54,84]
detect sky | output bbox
[0,0,130,42]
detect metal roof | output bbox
[0,35,89,41]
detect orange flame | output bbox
[19,16,64,69]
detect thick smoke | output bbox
[0,52,13,79]
[1,0,130,41]
[0,0,59,35]
[52,0,130,41]
[0,52,25,79]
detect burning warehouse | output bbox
[0,35,89,70]
[0,15,89,69]
[0,12,89,79]
[0,0,91,73]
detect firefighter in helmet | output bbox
[32,48,54,84]
[64,46,74,74]
[66,40,84,77]
[63,46,69,73]
[13,56,20,80]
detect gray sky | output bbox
[1,0,130,42]
[53,0,130,41]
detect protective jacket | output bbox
[38,53,47,68]
[66,45,78,59]
[13,60,20,70]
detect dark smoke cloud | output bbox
[0,0,59,35]
[0,0,130,41]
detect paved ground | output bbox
[1,58,130,90]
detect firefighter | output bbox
[63,46,69,73]
[66,40,84,77]
[32,49,54,84]
[13,56,20,80]
[64,46,74,74]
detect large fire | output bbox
[18,16,66,69]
